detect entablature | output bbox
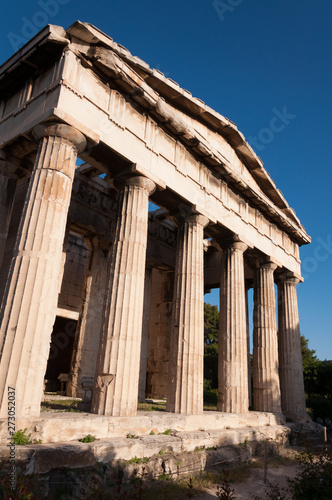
[0,22,309,276]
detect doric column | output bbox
[138,265,153,402]
[67,235,111,399]
[0,123,86,418]
[167,213,209,414]
[91,176,156,416]
[0,152,19,272]
[253,260,281,413]
[277,272,307,421]
[218,237,249,413]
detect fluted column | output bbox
[253,260,281,413]
[91,176,156,416]
[277,272,307,421]
[67,235,111,399]
[0,123,86,418]
[218,237,249,413]
[166,213,208,414]
[0,152,19,273]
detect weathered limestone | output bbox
[67,235,111,399]
[91,176,156,416]
[277,272,307,421]
[0,123,86,418]
[253,260,281,413]
[0,153,18,272]
[138,266,153,402]
[146,268,174,399]
[0,23,310,432]
[218,238,249,413]
[167,214,209,414]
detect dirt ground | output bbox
[196,463,298,500]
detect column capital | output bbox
[33,122,87,153]
[255,257,279,272]
[218,234,248,253]
[114,175,156,196]
[276,271,302,286]
[185,213,209,228]
[172,206,209,228]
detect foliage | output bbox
[124,456,149,464]
[301,335,332,420]
[79,434,96,443]
[288,451,332,500]
[252,450,332,500]
[204,343,218,390]
[301,335,319,393]
[216,473,236,499]
[204,303,219,394]
[0,468,43,499]
[202,306,332,422]
[204,303,219,345]
[203,381,218,407]
[12,429,31,445]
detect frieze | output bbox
[72,177,117,217]
[148,216,177,248]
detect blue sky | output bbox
[1,1,331,359]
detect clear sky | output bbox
[1,1,331,359]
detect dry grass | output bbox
[137,401,167,412]
[40,399,82,412]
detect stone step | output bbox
[0,423,289,475]
[0,410,286,445]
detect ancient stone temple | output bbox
[0,21,310,425]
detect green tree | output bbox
[204,303,219,344]
[204,303,219,392]
[301,335,332,420]
[301,335,319,394]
